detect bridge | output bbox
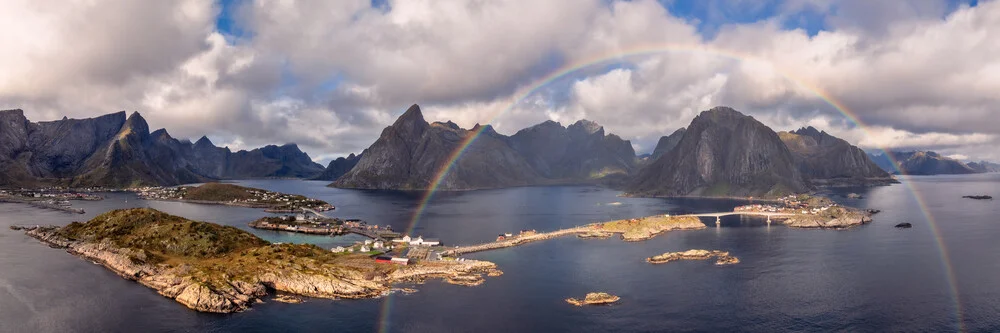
[684,212,797,225]
[300,207,330,219]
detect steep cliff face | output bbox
[868,151,978,175]
[508,119,637,180]
[332,105,540,190]
[0,110,325,187]
[778,127,894,185]
[311,152,364,181]
[650,128,685,161]
[626,107,809,198]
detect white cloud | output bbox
[1,0,999,163]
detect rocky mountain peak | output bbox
[194,136,214,148]
[792,126,823,138]
[123,111,150,136]
[568,119,604,136]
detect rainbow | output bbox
[378,44,965,332]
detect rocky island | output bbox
[646,249,740,265]
[594,215,706,241]
[566,292,621,306]
[137,183,333,213]
[18,208,499,313]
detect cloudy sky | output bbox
[0,0,996,162]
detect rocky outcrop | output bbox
[868,151,977,175]
[566,292,620,306]
[780,206,873,229]
[646,249,739,265]
[311,152,364,181]
[779,127,895,186]
[627,107,810,198]
[650,128,685,161]
[0,110,325,187]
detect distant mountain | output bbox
[311,152,364,181]
[626,107,809,198]
[649,128,685,161]
[968,160,1000,173]
[508,120,636,181]
[867,151,977,175]
[0,109,325,187]
[332,104,639,190]
[778,127,894,186]
[332,105,540,190]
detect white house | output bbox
[295,214,306,221]
[373,241,384,249]
[409,236,424,246]
[360,245,370,252]
[331,246,345,253]
[363,239,373,245]
[393,235,412,243]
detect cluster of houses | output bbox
[735,202,838,215]
[134,186,333,211]
[495,229,537,241]
[392,235,441,246]
[0,190,101,201]
[330,239,389,254]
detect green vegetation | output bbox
[182,183,258,201]
[58,208,395,282]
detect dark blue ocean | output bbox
[1,175,998,332]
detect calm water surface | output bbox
[1,175,998,332]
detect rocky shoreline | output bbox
[18,216,499,314]
[566,292,620,306]
[779,207,873,229]
[646,249,740,265]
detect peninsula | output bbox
[137,183,333,213]
[18,208,499,313]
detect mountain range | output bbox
[867,151,990,175]
[331,105,637,190]
[627,107,810,197]
[778,127,894,186]
[0,109,325,187]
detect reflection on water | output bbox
[1,175,999,332]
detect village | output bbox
[0,189,102,214]
[135,184,334,212]
[733,194,838,215]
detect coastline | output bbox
[18,219,500,313]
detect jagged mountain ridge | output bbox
[311,152,364,181]
[778,127,894,185]
[627,107,810,198]
[332,105,540,190]
[332,104,638,190]
[0,109,325,187]
[868,151,978,175]
[650,128,685,160]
